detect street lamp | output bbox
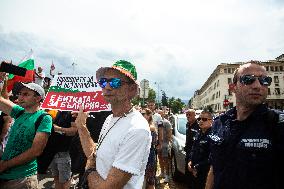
[72,62,77,74]
[154,82,161,109]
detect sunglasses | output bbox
[239,75,272,86]
[197,117,212,122]
[98,78,126,89]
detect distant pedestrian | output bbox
[188,111,212,189]
[142,108,157,189]
[34,66,46,87]
[185,109,199,188]
[157,110,172,183]
[49,111,77,189]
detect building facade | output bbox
[190,55,284,112]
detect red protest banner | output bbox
[41,91,110,111]
[41,75,111,112]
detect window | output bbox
[217,80,219,87]
[228,68,232,73]
[177,117,187,135]
[275,88,280,95]
[228,78,232,84]
[268,88,271,95]
[224,69,227,73]
[228,89,232,96]
[266,66,269,71]
[280,66,283,71]
[274,76,279,83]
[275,66,279,71]
[214,83,216,89]
[270,66,274,71]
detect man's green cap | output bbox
[96,60,138,84]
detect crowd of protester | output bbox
[0,60,283,189]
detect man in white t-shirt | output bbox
[34,66,45,87]
[75,60,151,189]
[147,101,163,130]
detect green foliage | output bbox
[161,90,168,107]
[147,88,156,103]
[131,95,140,106]
[168,97,185,114]
[132,87,156,107]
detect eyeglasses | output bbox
[98,78,128,89]
[197,117,212,122]
[239,75,272,86]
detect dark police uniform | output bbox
[209,104,284,189]
[189,128,211,189]
[185,121,200,160]
[185,120,199,187]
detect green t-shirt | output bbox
[0,105,52,180]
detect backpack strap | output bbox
[15,110,25,119]
[34,113,51,133]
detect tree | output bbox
[131,87,156,107]
[169,97,186,114]
[131,95,140,106]
[161,90,168,107]
[145,88,156,104]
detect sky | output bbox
[0,0,284,101]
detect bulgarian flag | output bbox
[7,50,35,91]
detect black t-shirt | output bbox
[86,111,112,143]
[69,110,112,174]
[47,111,75,152]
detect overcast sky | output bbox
[0,0,284,100]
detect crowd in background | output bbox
[1,60,284,189]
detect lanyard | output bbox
[96,108,134,151]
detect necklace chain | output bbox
[96,108,134,151]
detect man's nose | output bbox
[104,82,112,89]
[251,78,262,88]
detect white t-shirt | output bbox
[152,112,163,130]
[96,109,151,189]
[34,71,45,87]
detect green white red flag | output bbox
[7,50,35,91]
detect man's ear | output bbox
[128,84,139,99]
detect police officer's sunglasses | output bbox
[98,78,130,89]
[197,117,212,122]
[239,75,272,86]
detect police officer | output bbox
[188,111,212,189]
[185,109,199,187]
[205,61,284,189]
